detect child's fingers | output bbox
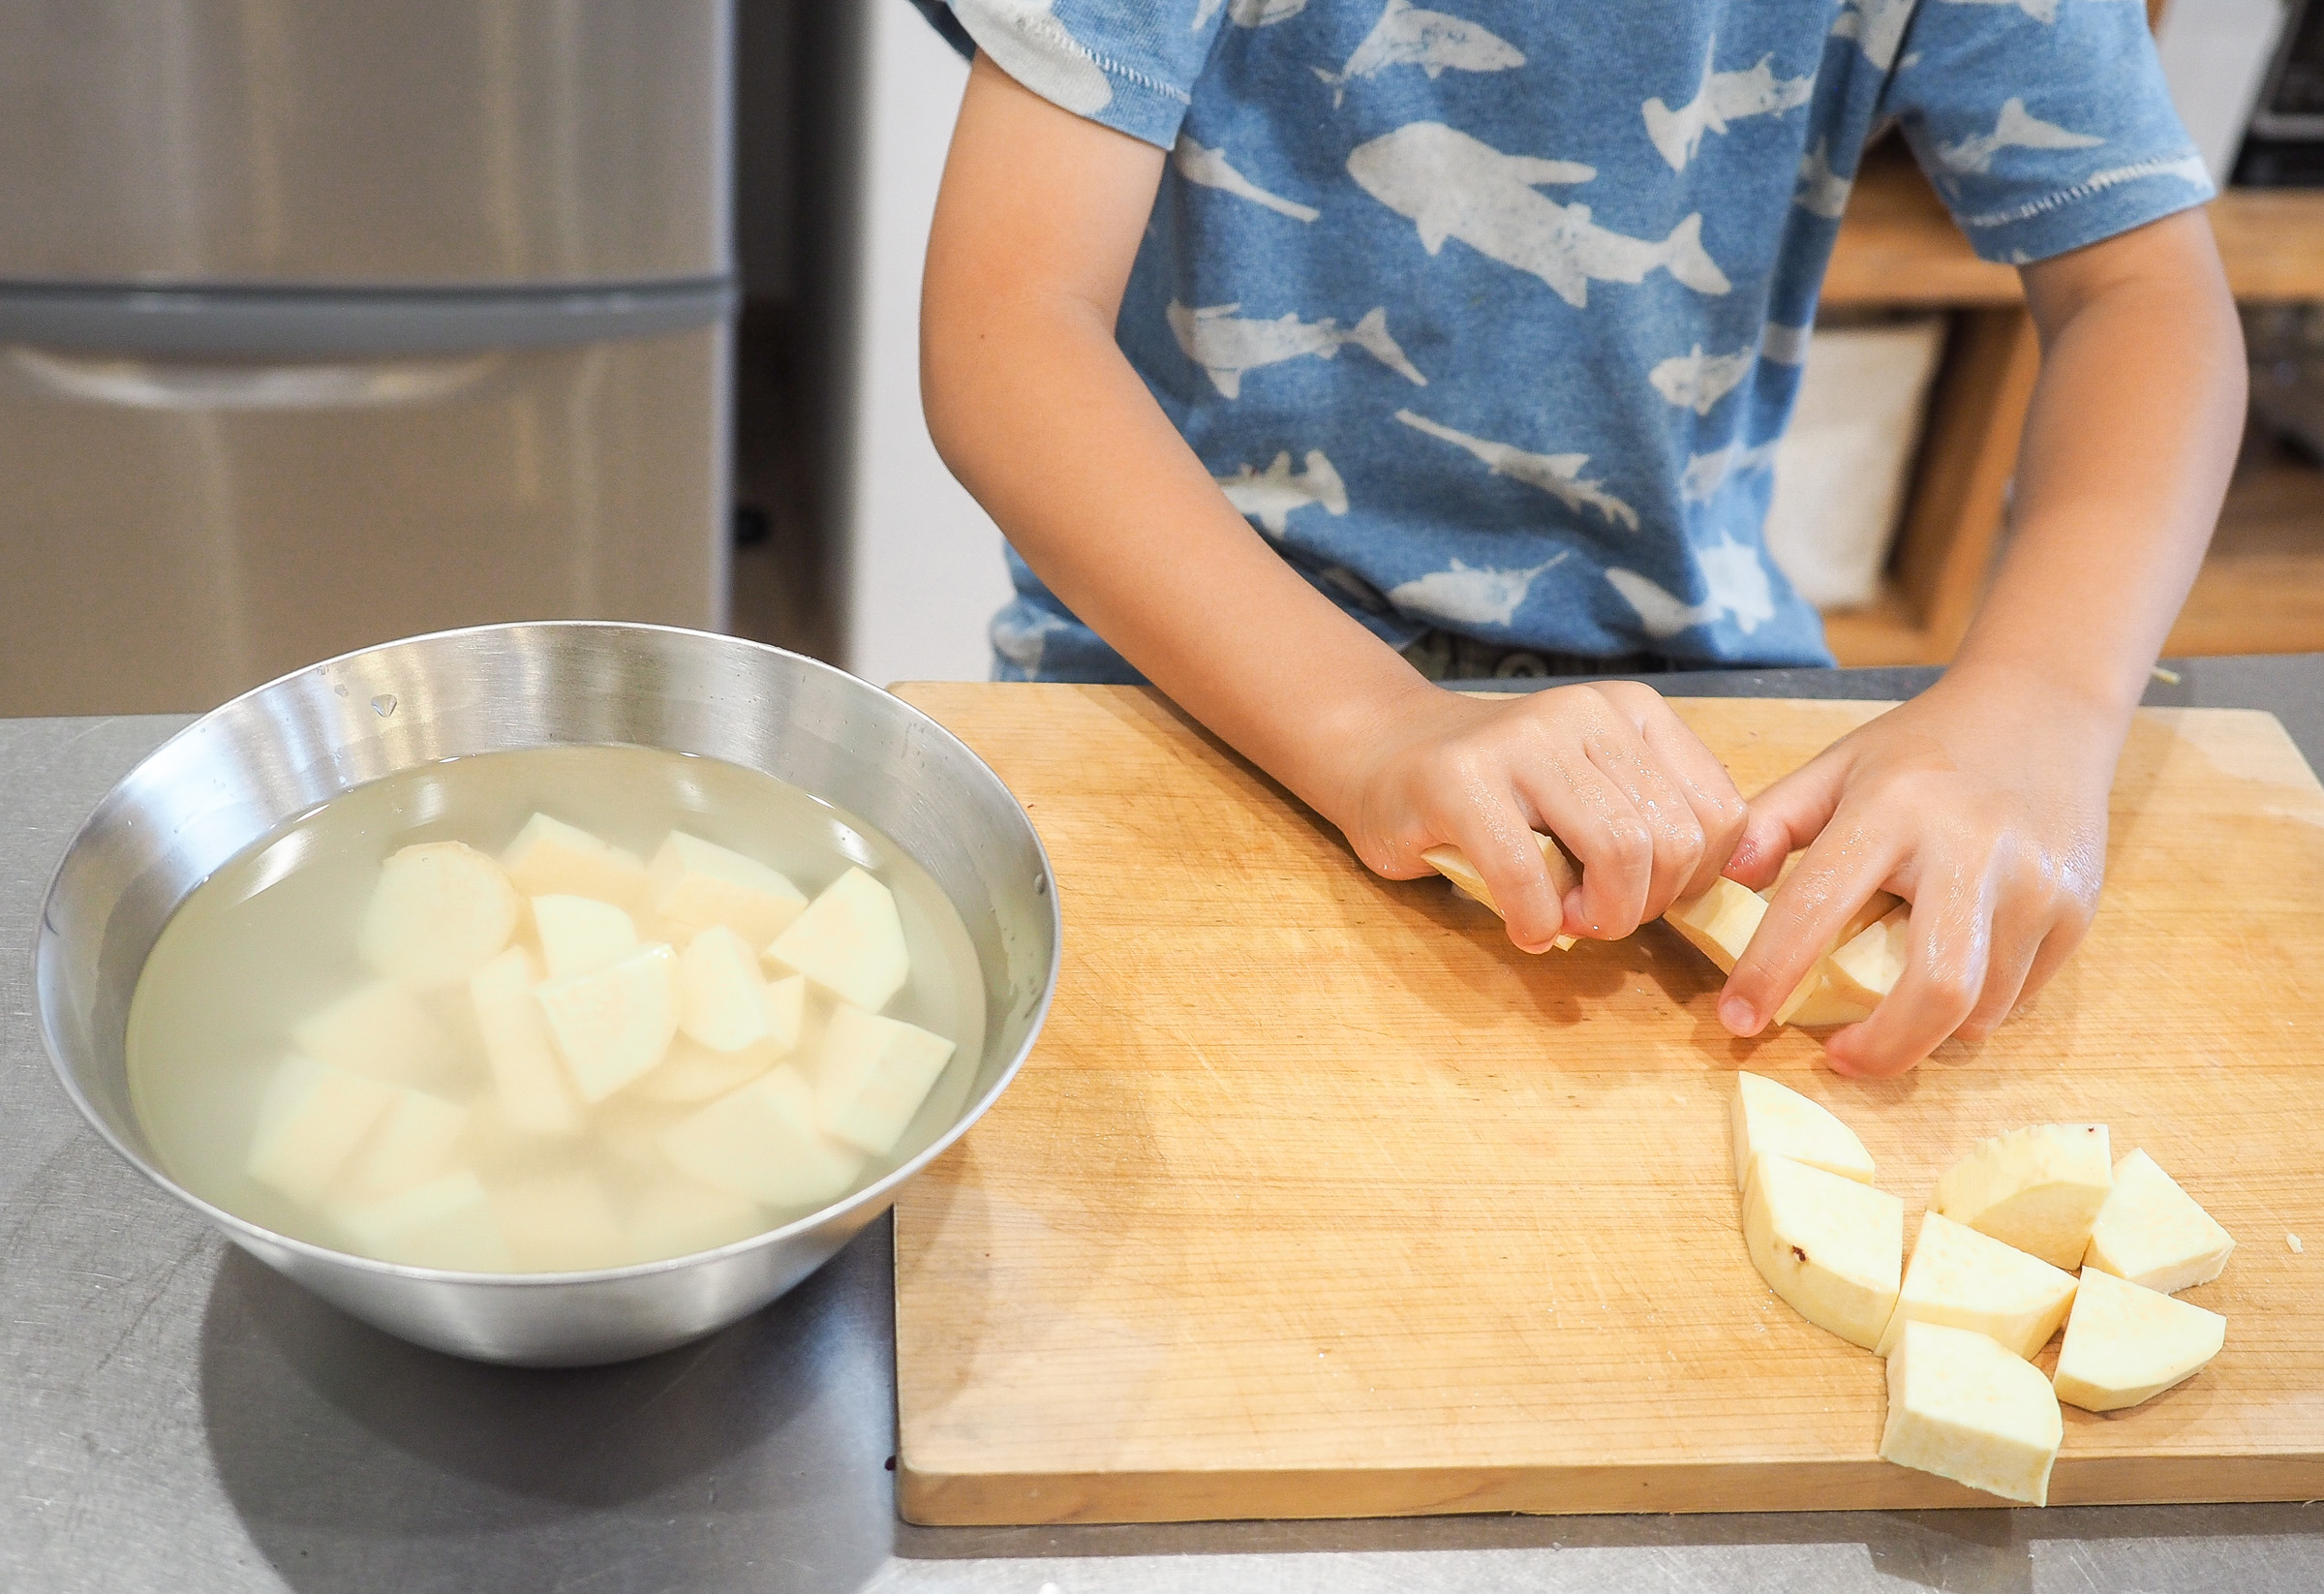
[1576,724,1717,927]
[2012,909,2094,1011]
[1823,866,1994,1076]
[1511,758,1656,939]
[1952,953,2035,1045]
[1950,896,2054,1043]
[1628,707,1751,900]
[1954,858,2100,1038]
[1720,816,1901,1035]
[1727,750,1850,892]
[1446,791,1571,953]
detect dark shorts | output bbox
[1397,630,1687,683]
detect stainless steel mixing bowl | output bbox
[35,622,1058,1366]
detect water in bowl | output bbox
[125,744,986,1272]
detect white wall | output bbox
[2155,0,2292,183]
[840,3,1015,687]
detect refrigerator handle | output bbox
[0,346,504,411]
[0,279,734,360]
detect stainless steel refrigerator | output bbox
[0,0,735,716]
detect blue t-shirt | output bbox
[924,0,2211,681]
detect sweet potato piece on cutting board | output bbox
[1742,1151,1904,1351]
[1730,1071,1875,1189]
[2053,1268,2226,1412]
[2084,1149,2235,1294]
[1876,1211,2079,1361]
[1934,1123,2115,1272]
[1881,1320,2064,1506]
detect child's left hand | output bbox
[1713,661,2121,1075]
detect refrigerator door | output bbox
[0,323,728,717]
[0,0,728,288]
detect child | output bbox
[912,0,2246,1074]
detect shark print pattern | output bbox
[950,0,1113,116]
[992,605,1072,677]
[1349,123,1729,309]
[1606,534,1777,638]
[1936,99,2104,175]
[1194,0,1307,26]
[1794,138,1853,219]
[1216,449,1349,534]
[930,0,2213,676]
[1174,137,1320,222]
[1681,438,1782,502]
[1938,0,2095,25]
[1830,0,1915,69]
[1391,552,1572,628]
[1649,345,1756,415]
[1397,409,1640,529]
[1168,301,1426,398]
[1314,0,1525,107]
[1642,42,1816,172]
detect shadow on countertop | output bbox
[199,1223,898,1594]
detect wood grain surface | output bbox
[1820,138,2324,309]
[890,686,2324,1526]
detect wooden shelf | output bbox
[1826,439,2324,666]
[1819,580,1940,667]
[1819,143,2324,667]
[1825,141,2324,309]
[2164,437,2324,657]
[2210,192,2324,302]
[1822,142,2018,310]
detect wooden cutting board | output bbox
[890,685,2324,1525]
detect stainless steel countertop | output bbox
[6,660,2321,1594]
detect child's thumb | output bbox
[1727,752,1850,890]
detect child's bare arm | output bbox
[1720,209,2247,1073]
[924,55,1746,947]
[922,56,1405,816]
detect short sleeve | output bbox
[1881,0,2215,264]
[941,0,1227,149]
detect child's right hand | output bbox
[1333,681,1750,953]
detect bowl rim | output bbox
[34,618,1061,1286]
